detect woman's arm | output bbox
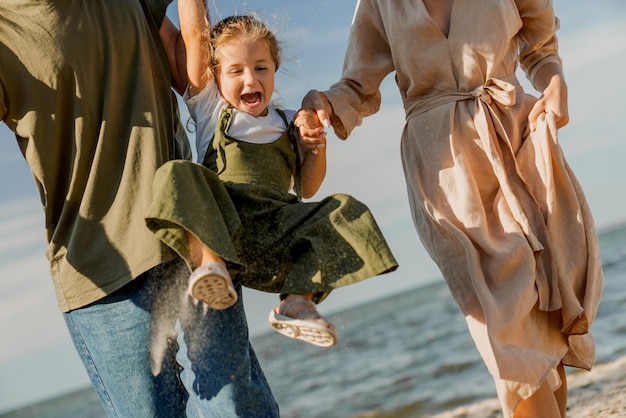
[515,0,569,129]
[298,0,392,142]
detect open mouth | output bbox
[241,92,262,106]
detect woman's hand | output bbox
[294,108,326,155]
[296,90,334,146]
[528,63,569,131]
[300,90,333,128]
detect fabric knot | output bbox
[404,75,520,122]
[471,86,492,104]
[471,78,517,107]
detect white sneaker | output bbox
[188,261,237,310]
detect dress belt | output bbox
[404,76,520,120]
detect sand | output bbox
[429,355,626,418]
[4,356,624,418]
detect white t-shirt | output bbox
[185,81,296,163]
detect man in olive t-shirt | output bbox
[0,1,278,416]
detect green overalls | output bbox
[146,108,398,299]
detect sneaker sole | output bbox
[189,267,237,310]
[268,312,337,347]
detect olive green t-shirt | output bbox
[0,0,191,311]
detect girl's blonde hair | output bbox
[209,15,282,76]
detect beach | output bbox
[2,355,625,418]
[2,224,625,418]
[428,355,626,418]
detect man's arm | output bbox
[159,16,187,95]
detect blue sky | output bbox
[0,0,624,413]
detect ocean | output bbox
[2,223,625,418]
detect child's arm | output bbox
[295,110,327,198]
[158,0,211,97]
[301,143,326,199]
[178,0,212,98]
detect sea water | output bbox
[255,223,626,417]
[3,224,625,418]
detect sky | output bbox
[0,0,625,413]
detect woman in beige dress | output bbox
[300,0,603,416]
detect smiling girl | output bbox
[147,0,398,347]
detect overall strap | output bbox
[202,107,233,172]
[203,107,302,200]
[276,108,303,202]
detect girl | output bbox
[149,0,398,347]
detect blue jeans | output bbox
[63,259,279,417]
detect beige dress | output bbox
[323,0,603,415]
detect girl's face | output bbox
[216,39,276,117]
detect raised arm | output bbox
[158,0,211,97]
[178,0,212,97]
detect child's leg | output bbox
[269,293,337,347]
[187,231,237,310]
[188,231,225,269]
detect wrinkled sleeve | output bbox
[323,0,394,139]
[0,50,5,122]
[515,0,562,88]
[0,85,5,121]
[144,0,172,26]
